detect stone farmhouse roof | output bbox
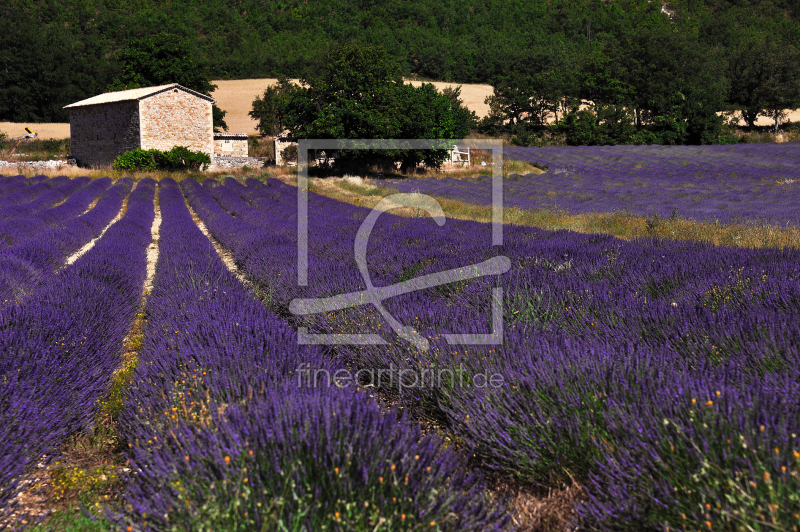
[64,83,215,109]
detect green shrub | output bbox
[112,148,158,171]
[112,146,211,171]
[281,144,297,164]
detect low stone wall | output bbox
[208,156,265,171]
[0,159,77,170]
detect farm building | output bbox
[214,133,249,157]
[64,83,251,168]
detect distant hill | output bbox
[2,0,799,123]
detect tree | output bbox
[730,41,800,132]
[108,33,228,131]
[278,44,472,171]
[619,27,728,144]
[0,3,113,122]
[249,77,300,137]
[560,51,637,145]
[483,68,569,130]
[440,86,478,137]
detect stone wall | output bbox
[275,137,297,166]
[207,156,265,171]
[69,101,140,167]
[0,159,76,170]
[140,88,214,157]
[214,136,249,157]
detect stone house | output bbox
[64,83,251,168]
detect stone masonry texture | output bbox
[67,86,236,168]
[208,156,265,170]
[213,137,249,157]
[140,88,213,156]
[69,101,140,167]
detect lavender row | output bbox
[0,175,59,211]
[0,175,33,201]
[387,143,800,224]
[0,176,90,220]
[0,178,132,307]
[0,177,110,250]
[211,178,800,530]
[114,178,506,531]
[0,179,155,520]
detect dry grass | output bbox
[0,122,71,140]
[307,176,800,250]
[211,78,301,134]
[726,109,800,128]
[0,164,292,182]
[490,480,583,532]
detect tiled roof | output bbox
[64,84,215,109]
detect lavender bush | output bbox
[0,176,89,221]
[0,178,132,306]
[388,144,800,224]
[202,177,800,531]
[0,175,34,201]
[0,177,110,250]
[115,178,507,531]
[0,175,65,211]
[0,179,154,521]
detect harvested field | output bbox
[0,123,71,140]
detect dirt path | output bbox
[186,201,256,293]
[4,185,161,528]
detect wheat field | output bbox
[0,123,72,140]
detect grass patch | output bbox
[28,507,112,532]
[0,137,70,161]
[504,158,546,175]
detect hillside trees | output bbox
[0,3,113,122]
[3,0,800,140]
[610,25,728,144]
[487,24,730,145]
[107,33,229,132]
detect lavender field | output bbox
[388,144,800,224]
[0,172,798,531]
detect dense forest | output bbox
[2,0,800,138]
